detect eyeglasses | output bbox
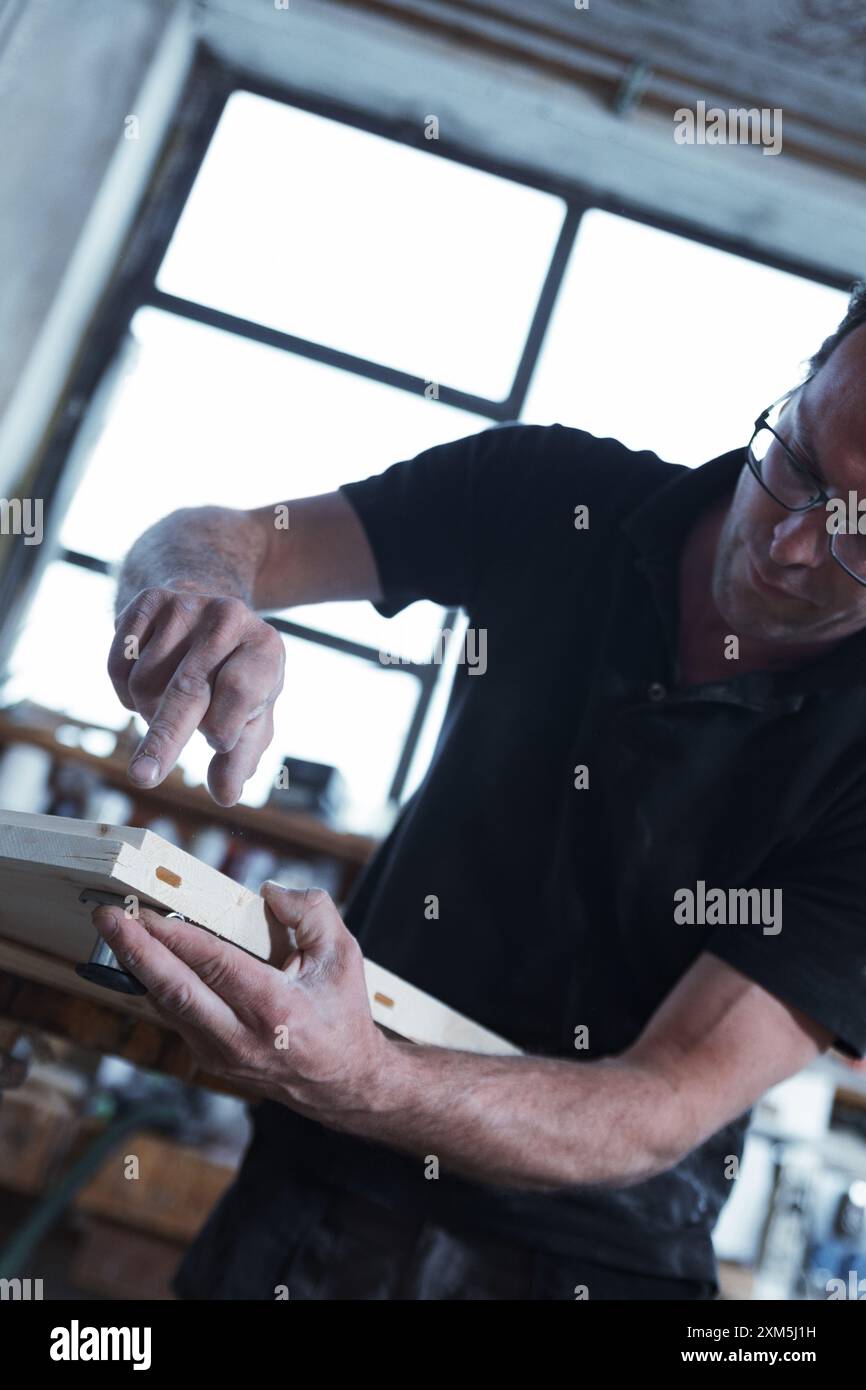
[746,397,866,588]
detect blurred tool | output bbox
[0,1030,53,1109]
[268,754,346,821]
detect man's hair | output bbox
[806,280,866,380]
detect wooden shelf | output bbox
[0,711,377,867]
[0,939,253,1098]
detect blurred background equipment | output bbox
[267,753,346,821]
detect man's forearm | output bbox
[116,492,382,615]
[116,506,264,613]
[313,1042,688,1192]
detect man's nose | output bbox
[767,509,828,569]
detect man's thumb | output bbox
[259,882,341,960]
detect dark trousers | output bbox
[173,1168,718,1301]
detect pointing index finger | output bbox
[127,656,214,787]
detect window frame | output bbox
[1,46,853,807]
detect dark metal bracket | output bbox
[75,889,189,997]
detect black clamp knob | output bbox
[75,889,187,997]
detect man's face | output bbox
[714,321,866,645]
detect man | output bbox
[95,285,866,1301]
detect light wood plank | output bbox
[0,811,520,1056]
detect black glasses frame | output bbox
[745,398,866,589]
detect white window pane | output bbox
[157,91,565,400]
[401,611,468,805]
[283,600,453,664]
[5,562,124,730]
[59,307,487,657]
[523,210,849,467]
[4,562,418,832]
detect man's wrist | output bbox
[315,1036,421,1140]
[161,575,251,602]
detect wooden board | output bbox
[0,810,520,1057]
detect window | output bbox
[522,210,847,467]
[3,73,849,832]
[157,94,565,402]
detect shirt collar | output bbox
[621,446,742,563]
[620,444,866,696]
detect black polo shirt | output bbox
[234,424,866,1287]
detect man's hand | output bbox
[89,888,838,1192]
[91,883,389,1119]
[108,586,286,806]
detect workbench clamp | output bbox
[75,889,187,997]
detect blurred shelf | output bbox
[73,1127,236,1244]
[0,947,253,1097]
[0,707,378,868]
